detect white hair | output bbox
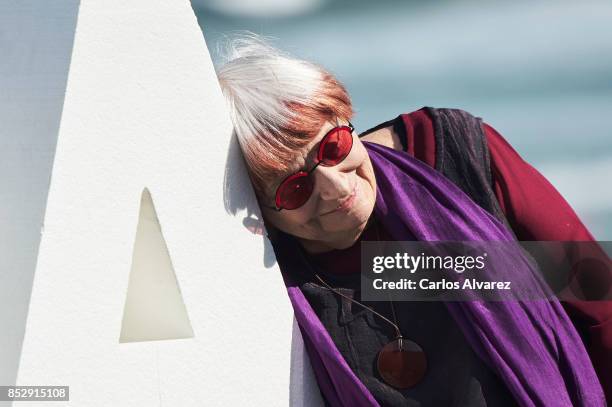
[215,33,353,194]
[217,34,321,147]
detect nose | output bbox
[314,165,352,202]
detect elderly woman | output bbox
[217,37,609,406]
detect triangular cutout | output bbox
[119,188,194,343]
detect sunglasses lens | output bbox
[319,126,353,166]
[377,337,427,389]
[275,125,353,210]
[276,173,313,210]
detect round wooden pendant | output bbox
[376,337,427,389]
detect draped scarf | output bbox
[270,141,605,407]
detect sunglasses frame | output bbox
[265,122,355,211]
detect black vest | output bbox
[292,108,519,407]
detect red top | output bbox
[310,107,612,400]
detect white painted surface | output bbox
[9,0,323,405]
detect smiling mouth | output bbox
[337,187,357,210]
[320,185,357,216]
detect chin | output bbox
[322,196,373,236]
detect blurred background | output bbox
[192,0,612,240]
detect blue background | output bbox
[193,0,612,239]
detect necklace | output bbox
[309,216,427,389]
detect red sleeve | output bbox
[401,109,594,239]
[483,122,612,401]
[483,122,596,241]
[400,109,436,167]
[402,109,612,401]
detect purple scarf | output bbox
[274,141,604,406]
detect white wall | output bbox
[2,0,322,405]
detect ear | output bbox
[243,216,265,236]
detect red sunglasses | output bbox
[267,122,355,211]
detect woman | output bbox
[217,36,609,406]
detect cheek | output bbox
[353,153,377,213]
[353,149,376,192]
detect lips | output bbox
[319,184,358,216]
[336,185,357,211]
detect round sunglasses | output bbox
[266,122,355,211]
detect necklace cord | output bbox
[296,215,404,339]
[374,218,402,337]
[314,273,402,339]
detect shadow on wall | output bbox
[222,132,278,269]
[222,122,325,405]
[0,1,80,400]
